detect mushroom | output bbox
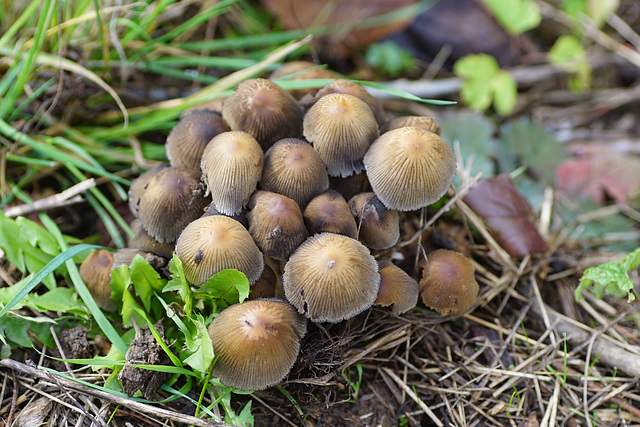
[79,249,116,311]
[349,192,399,249]
[222,78,304,151]
[303,190,358,238]
[282,232,380,323]
[261,138,329,208]
[303,93,378,177]
[247,261,278,300]
[419,249,479,316]
[128,164,166,218]
[200,131,263,216]
[208,298,307,391]
[201,201,249,229]
[328,171,371,201]
[165,109,230,170]
[386,115,441,135]
[175,215,264,286]
[375,261,419,315]
[247,191,308,260]
[270,61,339,99]
[363,126,456,211]
[128,220,176,259]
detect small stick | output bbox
[3,178,96,218]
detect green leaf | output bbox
[575,248,640,301]
[365,41,415,76]
[110,264,130,313]
[165,254,192,316]
[193,269,250,309]
[16,216,59,256]
[25,287,86,315]
[0,316,54,348]
[587,0,619,28]
[549,35,591,91]
[454,54,499,80]
[129,255,165,312]
[483,0,541,35]
[491,71,518,116]
[0,212,23,271]
[182,314,214,374]
[222,388,254,426]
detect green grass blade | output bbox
[354,80,457,105]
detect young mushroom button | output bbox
[79,249,116,311]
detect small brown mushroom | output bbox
[270,61,339,99]
[386,116,441,135]
[128,164,166,218]
[375,261,419,315]
[349,192,399,249]
[79,249,116,311]
[303,190,357,238]
[419,249,479,316]
[128,220,176,259]
[208,298,307,391]
[247,261,278,300]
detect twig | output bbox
[3,178,96,218]
[7,367,18,427]
[381,367,443,427]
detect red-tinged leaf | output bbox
[464,174,549,258]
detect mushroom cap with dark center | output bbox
[200,131,264,216]
[349,192,399,249]
[175,215,264,286]
[282,232,380,323]
[303,93,378,177]
[363,126,456,211]
[261,138,329,208]
[247,191,308,260]
[208,298,307,391]
[419,249,479,316]
[303,190,357,238]
[166,109,230,170]
[387,115,441,135]
[79,249,116,311]
[375,261,419,315]
[222,78,304,151]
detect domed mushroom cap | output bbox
[248,261,278,300]
[270,61,339,99]
[303,93,378,177]
[419,249,479,316]
[261,138,329,208]
[387,116,441,135]
[304,190,357,238]
[349,192,399,250]
[247,191,308,260]
[137,167,210,243]
[282,232,380,323]
[375,261,419,315]
[222,78,304,151]
[208,298,307,391]
[200,131,264,216]
[175,215,264,286]
[128,164,166,218]
[79,249,116,311]
[166,110,230,170]
[363,126,456,211]
[128,220,176,259]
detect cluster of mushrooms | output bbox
[79,62,480,392]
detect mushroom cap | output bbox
[303,190,358,238]
[200,131,264,216]
[375,261,419,315]
[247,191,308,260]
[387,116,441,135]
[248,261,278,300]
[270,61,339,99]
[208,298,307,391]
[363,126,456,211]
[128,164,166,218]
[349,192,399,249]
[166,109,230,170]
[328,171,371,201]
[175,215,264,286]
[79,249,116,311]
[282,232,380,323]
[137,167,210,243]
[222,78,304,151]
[303,93,378,177]
[261,138,329,208]
[201,201,249,229]
[128,220,176,259]
[419,249,479,316]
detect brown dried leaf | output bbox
[463,174,549,258]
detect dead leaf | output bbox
[517,412,539,427]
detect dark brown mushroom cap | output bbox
[137,167,210,243]
[201,201,249,229]
[247,191,308,260]
[419,249,479,316]
[303,190,358,238]
[363,126,456,211]
[128,220,176,259]
[175,215,264,286]
[128,164,166,218]
[349,192,399,249]
[208,298,307,391]
[247,261,278,300]
[261,138,329,208]
[387,116,441,135]
[166,109,230,170]
[282,232,380,323]
[269,61,339,99]
[200,131,264,216]
[79,249,116,311]
[303,93,378,177]
[222,78,304,151]
[375,261,419,315]
[329,171,371,201]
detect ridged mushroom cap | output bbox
[137,167,210,243]
[248,261,278,300]
[303,93,378,177]
[270,61,339,99]
[363,126,456,211]
[175,216,264,286]
[304,190,357,238]
[282,233,380,323]
[208,298,307,391]
[349,192,399,249]
[128,220,176,259]
[222,78,304,151]
[247,191,308,260]
[201,201,249,229]
[79,249,116,311]
[261,138,329,208]
[375,261,419,315]
[387,115,441,135]
[128,164,166,218]
[166,110,230,170]
[419,249,479,316]
[200,131,264,216]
